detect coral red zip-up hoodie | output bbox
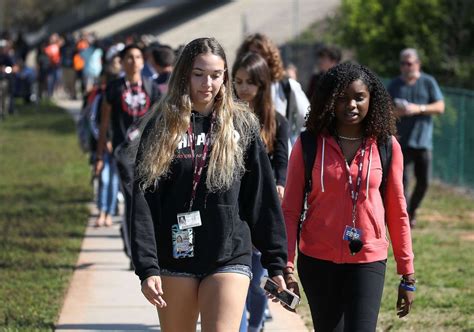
[282,134,414,275]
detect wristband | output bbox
[401,275,417,285]
[420,105,426,113]
[400,282,416,292]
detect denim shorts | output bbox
[160,264,253,280]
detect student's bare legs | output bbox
[199,273,250,332]
[157,276,200,332]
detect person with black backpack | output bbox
[282,62,416,331]
[95,44,161,268]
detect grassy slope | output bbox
[378,184,474,331]
[0,102,91,330]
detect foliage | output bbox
[326,0,474,89]
[0,0,83,31]
[0,101,91,330]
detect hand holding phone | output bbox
[260,276,300,310]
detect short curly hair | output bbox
[235,33,285,82]
[306,62,396,142]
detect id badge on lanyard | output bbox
[177,211,202,230]
[175,112,215,230]
[337,138,366,255]
[126,126,140,142]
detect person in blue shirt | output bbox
[388,48,445,228]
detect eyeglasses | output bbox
[400,61,416,67]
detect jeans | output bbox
[98,152,119,215]
[47,66,61,97]
[240,250,268,332]
[298,253,386,332]
[160,264,252,280]
[402,147,432,218]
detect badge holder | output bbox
[172,224,194,258]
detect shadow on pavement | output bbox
[112,0,232,38]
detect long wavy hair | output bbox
[306,62,396,142]
[136,37,259,191]
[235,33,285,82]
[232,52,276,153]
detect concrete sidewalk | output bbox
[55,203,309,331]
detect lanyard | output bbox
[187,111,216,211]
[337,138,366,228]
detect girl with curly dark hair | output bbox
[282,62,416,331]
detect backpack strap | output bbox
[301,131,317,196]
[142,76,154,101]
[280,78,292,120]
[377,135,393,201]
[299,130,318,224]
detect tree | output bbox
[332,0,473,88]
[1,0,83,32]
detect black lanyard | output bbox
[186,112,216,211]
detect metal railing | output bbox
[433,87,474,189]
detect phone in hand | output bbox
[260,276,300,310]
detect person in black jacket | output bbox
[95,44,161,267]
[131,37,288,331]
[233,52,290,332]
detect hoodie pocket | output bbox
[366,204,382,239]
[204,204,235,260]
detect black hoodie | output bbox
[131,111,287,281]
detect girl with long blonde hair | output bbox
[130,37,288,332]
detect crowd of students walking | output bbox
[2,26,448,331]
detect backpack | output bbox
[77,89,101,152]
[299,131,392,224]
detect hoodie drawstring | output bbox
[366,143,373,200]
[321,137,326,193]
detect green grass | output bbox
[0,101,91,330]
[378,185,474,331]
[295,184,474,331]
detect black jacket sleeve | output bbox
[239,134,288,277]
[272,114,289,186]
[130,122,160,282]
